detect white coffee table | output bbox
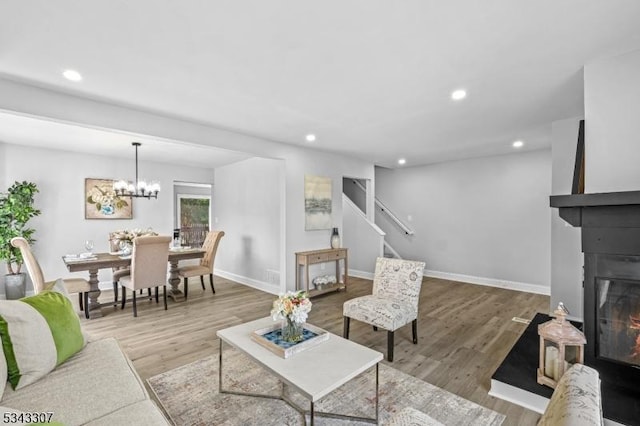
[217,317,384,425]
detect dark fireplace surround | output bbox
[551,191,640,418]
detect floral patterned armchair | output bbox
[343,257,425,361]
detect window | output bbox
[177,194,210,247]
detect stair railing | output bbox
[351,179,414,235]
[383,240,402,259]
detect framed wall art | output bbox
[85,178,132,220]
[304,175,332,230]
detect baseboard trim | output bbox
[98,281,115,291]
[102,275,280,296]
[424,269,550,295]
[214,269,280,295]
[348,269,374,280]
[489,379,548,414]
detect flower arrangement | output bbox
[110,228,158,246]
[271,290,312,324]
[270,291,312,343]
[312,274,337,290]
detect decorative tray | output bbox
[251,322,329,359]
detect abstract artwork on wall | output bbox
[304,175,332,230]
[85,178,132,220]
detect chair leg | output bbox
[387,330,395,362]
[84,292,90,319]
[121,287,127,310]
[343,316,350,339]
[163,285,168,311]
[147,288,152,300]
[113,282,118,303]
[373,326,378,331]
[184,277,188,300]
[133,291,138,317]
[200,275,205,290]
[78,293,84,311]
[155,287,159,303]
[412,319,418,344]
[209,274,215,294]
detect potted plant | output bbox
[0,181,41,299]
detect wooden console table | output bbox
[295,248,348,298]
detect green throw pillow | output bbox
[0,290,86,389]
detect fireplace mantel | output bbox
[550,190,640,208]
[551,191,640,257]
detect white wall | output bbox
[375,149,552,294]
[0,143,5,193]
[584,48,640,193]
[343,178,367,214]
[342,195,384,277]
[551,117,584,318]
[282,150,374,289]
[0,79,376,292]
[213,157,283,294]
[1,143,213,293]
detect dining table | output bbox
[62,248,205,318]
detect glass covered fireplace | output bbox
[596,278,640,367]
[550,190,640,423]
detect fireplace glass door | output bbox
[596,278,640,367]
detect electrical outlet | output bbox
[266,269,280,285]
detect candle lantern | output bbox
[537,303,586,389]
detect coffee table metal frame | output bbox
[217,319,381,425]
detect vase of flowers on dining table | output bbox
[110,228,158,254]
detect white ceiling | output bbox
[0,112,252,169]
[1,1,639,167]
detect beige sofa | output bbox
[0,337,170,425]
[537,363,602,426]
[386,363,602,426]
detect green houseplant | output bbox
[0,181,41,299]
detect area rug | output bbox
[148,349,505,426]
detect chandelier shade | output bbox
[113,142,160,199]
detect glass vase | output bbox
[281,317,304,343]
[119,240,132,255]
[330,227,341,249]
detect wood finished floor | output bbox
[81,275,549,426]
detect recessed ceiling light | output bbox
[451,89,466,101]
[512,140,524,148]
[63,69,82,82]
[398,158,406,165]
[305,134,316,142]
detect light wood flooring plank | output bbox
[80,274,548,425]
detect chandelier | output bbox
[113,142,160,199]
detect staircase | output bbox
[343,179,414,260]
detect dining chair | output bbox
[10,237,92,318]
[177,230,225,299]
[108,232,131,303]
[117,235,171,317]
[343,257,426,361]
